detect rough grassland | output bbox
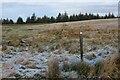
[2,19,118,52]
[1,19,119,79]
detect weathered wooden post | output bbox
[80,32,83,61]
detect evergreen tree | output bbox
[30,13,36,23]
[111,13,115,18]
[56,13,62,22]
[84,13,88,20]
[2,12,116,24]
[72,14,77,21]
[2,18,9,24]
[2,18,14,24]
[2,19,7,24]
[6,18,9,24]
[75,14,79,21]
[16,17,24,24]
[9,19,14,24]
[42,15,50,23]
[108,12,111,18]
[95,14,100,19]
[79,13,84,20]
[88,13,94,19]
[108,12,115,18]
[104,14,108,19]
[69,15,73,21]
[101,16,104,19]
[36,17,42,23]
[2,19,5,24]
[0,19,2,24]
[78,13,82,21]
[26,17,31,23]
[50,16,55,23]
[62,12,69,22]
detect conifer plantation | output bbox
[2,12,115,24]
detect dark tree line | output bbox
[2,12,115,24]
[2,18,14,24]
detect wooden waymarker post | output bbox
[80,32,83,61]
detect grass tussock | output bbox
[46,57,60,78]
[62,61,92,76]
[102,54,119,78]
[78,62,92,76]
[94,61,105,76]
[62,55,120,78]
[89,54,119,78]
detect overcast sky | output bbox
[1,0,119,21]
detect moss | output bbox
[33,73,42,79]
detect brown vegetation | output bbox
[46,57,60,78]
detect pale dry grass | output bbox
[2,19,118,54]
[1,19,119,78]
[46,57,60,78]
[102,54,120,78]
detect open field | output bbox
[1,19,119,79]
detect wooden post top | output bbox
[80,32,82,34]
